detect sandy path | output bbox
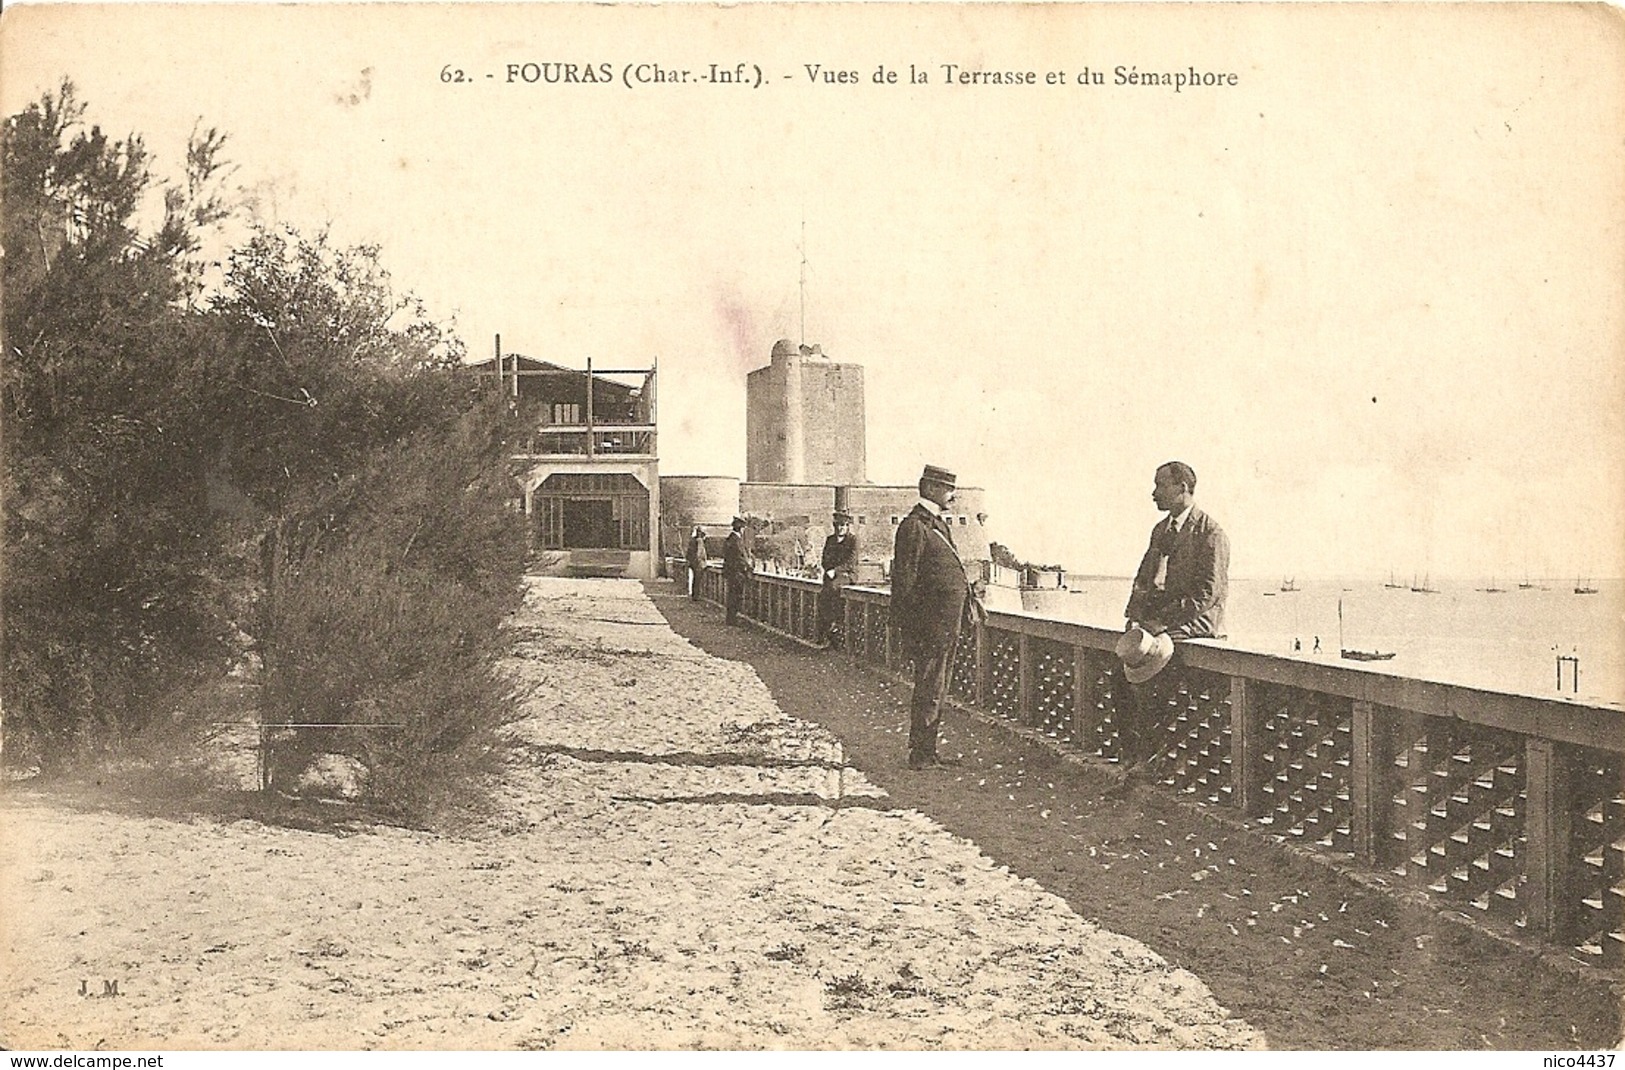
[0,577,1262,1050]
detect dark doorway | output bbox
[563,498,614,548]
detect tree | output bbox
[2,81,235,763]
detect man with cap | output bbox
[1117,460,1230,771]
[816,511,859,648]
[722,516,754,626]
[892,465,984,769]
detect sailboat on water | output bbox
[1410,572,1438,594]
[1479,576,1507,593]
[1575,576,1599,595]
[1383,570,1405,590]
[1339,598,1396,661]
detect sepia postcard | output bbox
[1,1,1621,1057]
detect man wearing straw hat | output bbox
[892,465,984,769]
[1117,461,1230,771]
[816,510,858,649]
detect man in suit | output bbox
[816,511,858,648]
[892,465,983,769]
[722,516,753,626]
[685,525,708,601]
[1119,460,1230,769]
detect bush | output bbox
[259,403,529,818]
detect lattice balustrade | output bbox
[1030,638,1076,743]
[872,612,893,668]
[950,627,979,704]
[1072,650,1125,761]
[851,604,877,663]
[1145,668,1232,803]
[1386,716,1527,925]
[794,587,810,639]
[847,603,872,662]
[1253,683,1353,853]
[985,628,1023,721]
[1568,747,1624,967]
[791,578,1619,956]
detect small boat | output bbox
[1479,577,1507,593]
[1410,572,1438,594]
[1575,577,1599,595]
[1280,577,1298,593]
[1383,571,1405,590]
[1338,598,1396,661]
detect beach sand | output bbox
[0,577,1261,1050]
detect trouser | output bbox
[687,564,702,599]
[816,582,845,644]
[725,574,746,624]
[1115,659,1182,766]
[907,621,963,762]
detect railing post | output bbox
[1525,737,1574,944]
[1017,632,1034,725]
[1230,675,1267,818]
[975,622,990,709]
[1072,645,1099,742]
[1350,700,1397,864]
[884,609,896,670]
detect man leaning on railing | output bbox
[1116,460,1230,776]
[722,516,754,626]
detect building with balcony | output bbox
[470,347,660,579]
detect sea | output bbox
[1023,576,1625,709]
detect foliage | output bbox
[2,81,234,764]
[260,405,527,815]
[2,82,524,810]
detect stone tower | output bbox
[745,339,867,484]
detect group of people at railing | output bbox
[684,459,1229,775]
[884,460,1228,771]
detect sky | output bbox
[3,2,1623,580]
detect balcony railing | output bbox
[515,426,656,458]
[685,563,1625,971]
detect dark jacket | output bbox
[1125,506,1229,639]
[820,532,858,584]
[890,503,970,657]
[722,529,754,579]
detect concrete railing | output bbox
[688,564,1624,971]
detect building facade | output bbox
[470,347,660,579]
